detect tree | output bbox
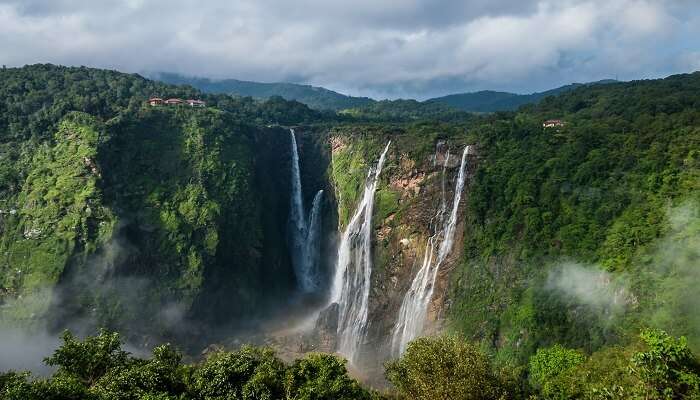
[385,336,507,400]
[0,371,35,400]
[91,344,189,400]
[528,344,585,398]
[284,353,373,400]
[630,329,700,399]
[189,346,285,400]
[44,329,130,387]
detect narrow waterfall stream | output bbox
[391,145,471,356]
[289,129,323,293]
[329,142,391,364]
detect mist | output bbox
[645,201,700,350]
[546,262,633,318]
[0,230,167,374]
[0,327,59,375]
[544,200,700,349]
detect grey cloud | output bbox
[0,0,699,98]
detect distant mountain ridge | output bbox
[152,72,617,113]
[151,72,374,111]
[425,80,618,112]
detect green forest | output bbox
[1,64,699,399]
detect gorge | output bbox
[0,65,698,398]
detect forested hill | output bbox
[152,72,375,111]
[426,79,617,112]
[0,64,331,340]
[0,65,332,157]
[153,71,618,114]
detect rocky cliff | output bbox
[310,125,478,373]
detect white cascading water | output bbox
[289,129,323,293]
[329,142,391,364]
[303,189,324,289]
[391,145,471,356]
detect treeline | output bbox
[154,72,375,111]
[340,99,474,122]
[0,64,329,141]
[2,328,698,399]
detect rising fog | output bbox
[545,201,700,348]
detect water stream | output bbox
[391,145,471,356]
[289,129,323,293]
[329,142,391,364]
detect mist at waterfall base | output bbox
[392,145,471,356]
[328,142,391,365]
[0,232,163,374]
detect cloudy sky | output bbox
[2,0,699,99]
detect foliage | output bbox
[527,345,585,399]
[425,81,616,113]
[0,64,310,334]
[190,346,285,400]
[91,344,189,400]
[450,71,700,369]
[630,329,700,399]
[341,99,472,122]
[285,353,372,400]
[526,330,700,399]
[528,345,585,392]
[0,330,379,400]
[0,371,34,400]
[0,113,115,321]
[385,336,507,400]
[156,72,374,111]
[45,329,130,386]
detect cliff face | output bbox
[322,128,477,369]
[0,109,302,346]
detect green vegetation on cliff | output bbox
[450,73,700,368]
[323,73,699,397]
[0,64,319,335]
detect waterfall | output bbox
[329,142,391,364]
[303,189,324,290]
[391,145,471,356]
[288,129,323,293]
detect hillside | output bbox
[0,64,333,341]
[152,72,617,115]
[427,80,617,112]
[308,72,699,384]
[152,72,374,111]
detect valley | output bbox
[0,64,698,398]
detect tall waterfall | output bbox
[303,189,324,288]
[329,142,391,364]
[391,145,471,356]
[289,129,323,293]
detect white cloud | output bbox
[0,0,698,98]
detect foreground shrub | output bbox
[189,346,286,400]
[385,336,507,400]
[630,329,700,399]
[91,344,188,399]
[44,329,130,387]
[285,353,373,400]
